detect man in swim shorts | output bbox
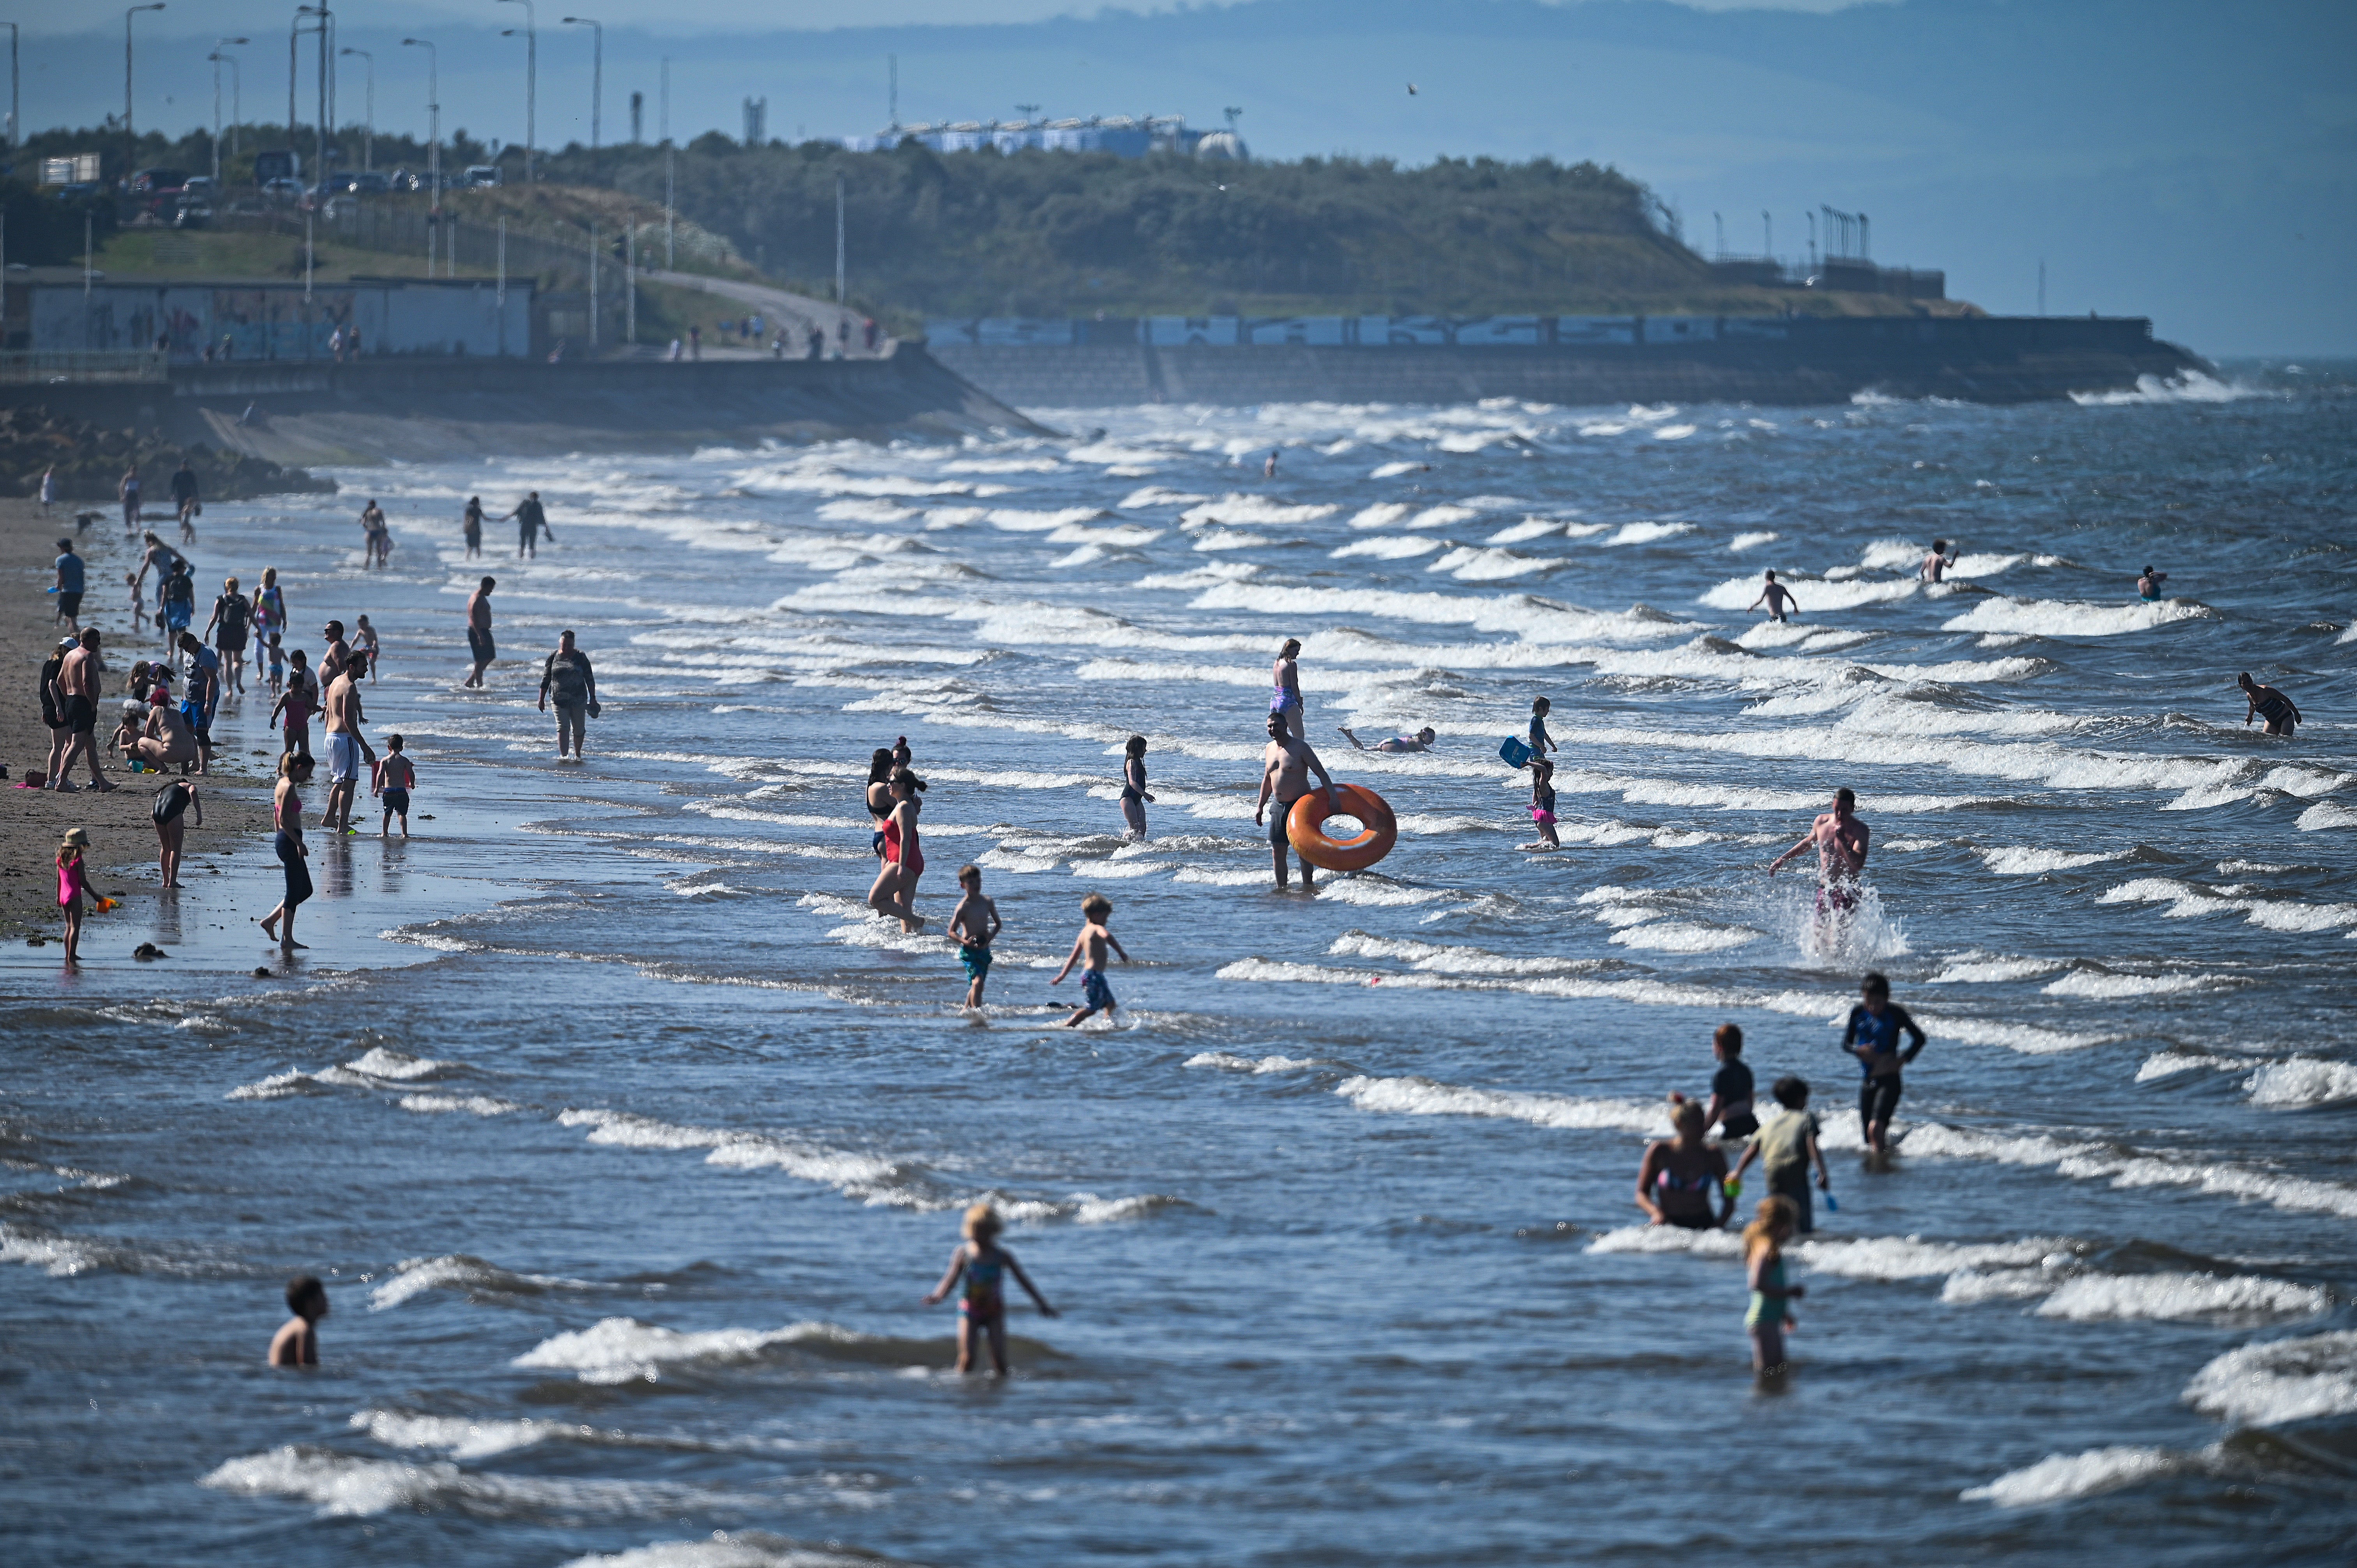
[320,650,376,833]
[1254,711,1338,892]
[1338,726,1437,753]
[1747,569,1800,622]
[465,576,496,687]
[1767,786,1871,918]
[1844,972,1925,1157]
[2239,672,2302,738]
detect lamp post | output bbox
[4,23,19,152]
[125,4,165,148]
[497,0,535,183]
[661,56,673,266]
[213,39,247,166]
[292,5,328,187]
[339,46,371,171]
[402,37,437,214]
[561,16,599,155]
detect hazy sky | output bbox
[14,0,2351,354]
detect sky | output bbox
[12,0,2352,355]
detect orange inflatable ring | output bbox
[1286,784,1398,873]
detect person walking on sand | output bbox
[1254,712,1338,892]
[1270,637,1306,740]
[202,576,251,696]
[175,632,222,775]
[1747,568,1800,622]
[868,768,928,933]
[1339,725,1437,753]
[40,464,58,516]
[947,864,1001,1009]
[505,491,553,559]
[260,752,316,952]
[320,650,376,834]
[2239,672,2302,738]
[464,577,496,687]
[1119,735,1155,839]
[1635,1098,1733,1230]
[152,777,201,888]
[1844,971,1926,1158]
[1051,892,1129,1026]
[54,628,117,793]
[52,537,85,631]
[1767,786,1870,924]
[1919,539,1958,583]
[463,495,485,559]
[922,1204,1057,1377]
[268,1275,329,1367]
[1742,1196,1805,1376]
[538,630,599,760]
[41,636,76,788]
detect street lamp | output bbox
[339,46,371,170]
[125,4,164,141]
[4,23,19,152]
[402,37,438,211]
[497,0,535,183]
[213,38,247,164]
[560,16,599,155]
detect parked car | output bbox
[53,182,104,201]
[462,164,502,188]
[172,194,213,230]
[130,167,189,198]
[349,171,391,195]
[260,176,303,203]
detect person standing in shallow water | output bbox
[1254,711,1337,892]
[1270,637,1305,740]
[268,1276,329,1367]
[464,577,496,688]
[1767,786,1871,925]
[1748,569,1800,622]
[538,630,598,760]
[260,752,315,952]
[1636,1098,1733,1229]
[923,1204,1056,1377]
[1119,735,1154,839]
[2239,672,2301,738]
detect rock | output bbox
[251,966,272,977]
[132,942,168,960]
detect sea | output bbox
[5,363,2354,1567]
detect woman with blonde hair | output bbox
[1743,1195,1806,1374]
[1634,1096,1732,1230]
[922,1203,1057,1376]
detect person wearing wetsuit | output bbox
[2239,672,2302,738]
[1636,1098,1733,1230]
[1845,971,1926,1157]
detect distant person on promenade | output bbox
[1254,711,1338,893]
[538,630,599,760]
[321,651,376,834]
[53,628,115,792]
[1635,1097,1733,1230]
[260,752,316,951]
[464,577,496,687]
[1742,1196,1804,1376]
[1050,892,1129,1027]
[171,459,201,543]
[52,537,84,631]
[463,496,485,558]
[869,768,928,933]
[2239,672,2301,737]
[203,576,251,696]
[505,492,553,559]
[1339,725,1437,753]
[1767,787,1871,925]
[1845,972,1926,1158]
[1119,735,1154,839]
[922,1204,1056,1377]
[2136,565,2168,602]
[1919,539,1958,582]
[1748,569,1800,622]
[40,464,58,515]
[152,777,201,888]
[1270,637,1306,739]
[947,864,1002,1010]
[267,1275,329,1367]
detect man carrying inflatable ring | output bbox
[1254,712,1399,890]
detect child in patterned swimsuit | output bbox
[923,1203,1057,1376]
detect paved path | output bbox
[639,269,889,359]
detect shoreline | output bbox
[0,497,275,942]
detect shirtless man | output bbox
[1767,786,1871,922]
[1254,711,1338,892]
[1747,569,1800,623]
[320,650,376,832]
[2239,672,2302,738]
[464,576,496,687]
[2136,565,2168,602]
[318,620,352,688]
[1339,725,1437,753]
[267,1276,329,1367]
[1919,539,1958,582]
[53,627,117,792]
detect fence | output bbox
[0,350,169,384]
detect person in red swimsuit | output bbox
[866,768,928,933]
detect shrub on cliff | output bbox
[0,407,334,501]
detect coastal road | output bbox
[638,269,890,359]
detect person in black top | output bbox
[170,459,201,543]
[204,576,253,695]
[463,495,485,558]
[40,636,75,786]
[504,491,553,559]
[1843,973,1927,1157]
[1705,1023,1758,1142]
[2238,672,2302,738]
[537,629,598,759]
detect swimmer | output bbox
[267,1275,329,1367]
[1767,787,1871,923]
[1254,711,1338,892]
[1263,449,1279,478]
[922,1203,1057,1377]
[1338,725,1437,753]
[2136,564,2168,602]
[1050,892,1128,1027]
[1742,1196,1804,1375]
[2239,672,2302,738]
[1729,1076,1832,1234]
[1844,972,1925,1157]
[1920,539,1959,582]
[1118,734,1154,839]
[1747,569,1801,622]
[1636,1098,1733,1230]
[947,863,1000,1009]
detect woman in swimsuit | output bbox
[259,752,316,952]
[864,747,895,856]
[867,768,927,933]
[1743,1195,1805,1374]
[1270,637,1304,740]
[251,568,288,681]
[2239,672,2302,738]
[922,1203,1057,1377]
[1119,734,1154,839]
[1635,1097,1733,1230]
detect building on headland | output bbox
[7,270,534,360]
[844,116,1245,159]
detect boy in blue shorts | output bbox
[947,863,1001,1009]
[1051,892,1129,1027]
[373,734,416,837]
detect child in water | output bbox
[56,826,92,964]
[1051,892,1129,1027]
[373,734,415,837]
[1744,1195,1804,1375]
[268,1275,329,1367]
[354,615,381,680]
[923,1203,1057,1376]
[266,633,285,697]
[1520,765,1561,851]
[947,863,1001,1009]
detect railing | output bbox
[0,350,170,384]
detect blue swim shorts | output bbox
[1081,969,1114,1010]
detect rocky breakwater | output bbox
[0,406,335,501]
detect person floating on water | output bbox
[922,1203,1057,1377]
[1844,972,1925,1158]
[947,864,1001,1010]
[1339,725,1437,753]
[1920,539,1958,582]
[1747,569,1800,622]
[2239,671,2301,738]
[1051,892,1128,1027]
[1767,787,1870,926]
[268,1275,329,1367]
[1742,1196,1804,1376]
[2136,564,2168,602]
